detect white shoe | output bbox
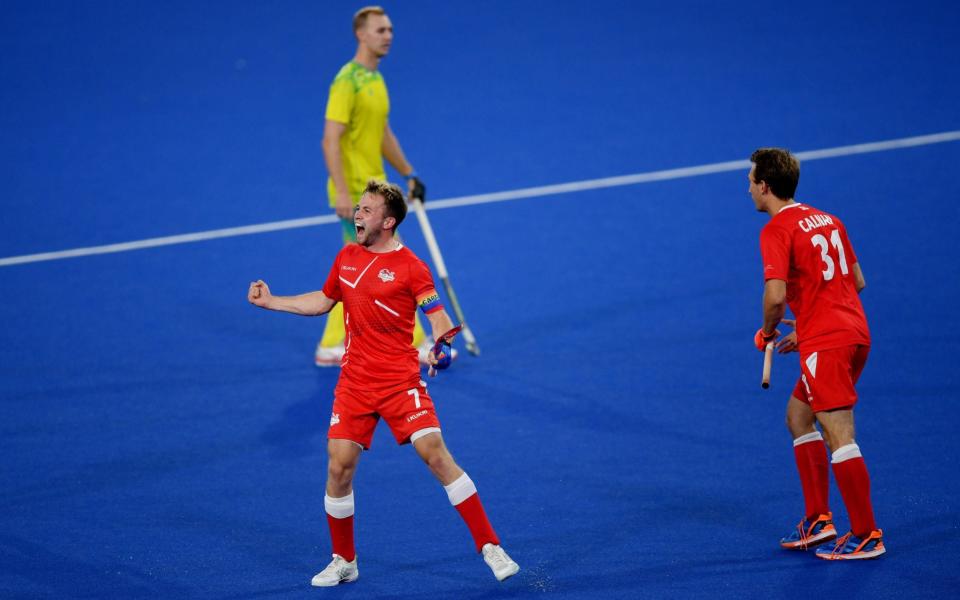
[481,543,519,582]
[315,343,345,368]
[310,554,358,587]
[417,340,459,367]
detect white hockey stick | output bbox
[410,198,481,356]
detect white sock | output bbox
[831,443,862,464]
[793,431,824,446]
[324,491,355,518]
[443,472,477,506]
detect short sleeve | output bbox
[760,223,791,281]
[322,250,343,301]
[839,221,859,266]
[409,258,438,304]
[325,75,355,125]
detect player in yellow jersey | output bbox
[316,6,434,367]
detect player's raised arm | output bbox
[248,280,337,316]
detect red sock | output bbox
[325,493,356,562]
[454,493,500,552]
[326,514,356,561]
[831,449,877,537]
[793,436,830,518]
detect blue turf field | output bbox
[3,1,960,598]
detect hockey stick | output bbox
[410,198,481,356]
[761,341,774,389]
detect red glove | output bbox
[754,328,780,351]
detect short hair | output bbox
[353,6,386,33]
[750,148,800,200]
[364,179,406,230]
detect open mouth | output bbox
[355,222,366,236]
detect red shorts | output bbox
[328,379,441,449]
[791,344,870,412]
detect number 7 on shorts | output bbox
[407,388,421,409]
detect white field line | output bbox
[3,130,959,268]
[0,215,339,267]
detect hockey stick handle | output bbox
[761,342,774,389]
[411,198,481,355]
[412,198,449,278]
[440,276,479,349]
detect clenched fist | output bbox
[248,280,272,308]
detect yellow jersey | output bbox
[325,61,390,205]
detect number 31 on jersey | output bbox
[811,229,848,281]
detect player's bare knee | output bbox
[427,449,458,475]
[413,436,458,477]
[413,432,442,456]
[815,409,856,450]
[418,442,445,468]
[327,460,356,488]
[785,412,815,438]
[785,396,815,437]
[821,429,854,452]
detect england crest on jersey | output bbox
[378,268,395,283]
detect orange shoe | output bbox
[780,513,837,550]
[815,529,886,560]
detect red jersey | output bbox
[760,203,870,352]
[322,243,439,391]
